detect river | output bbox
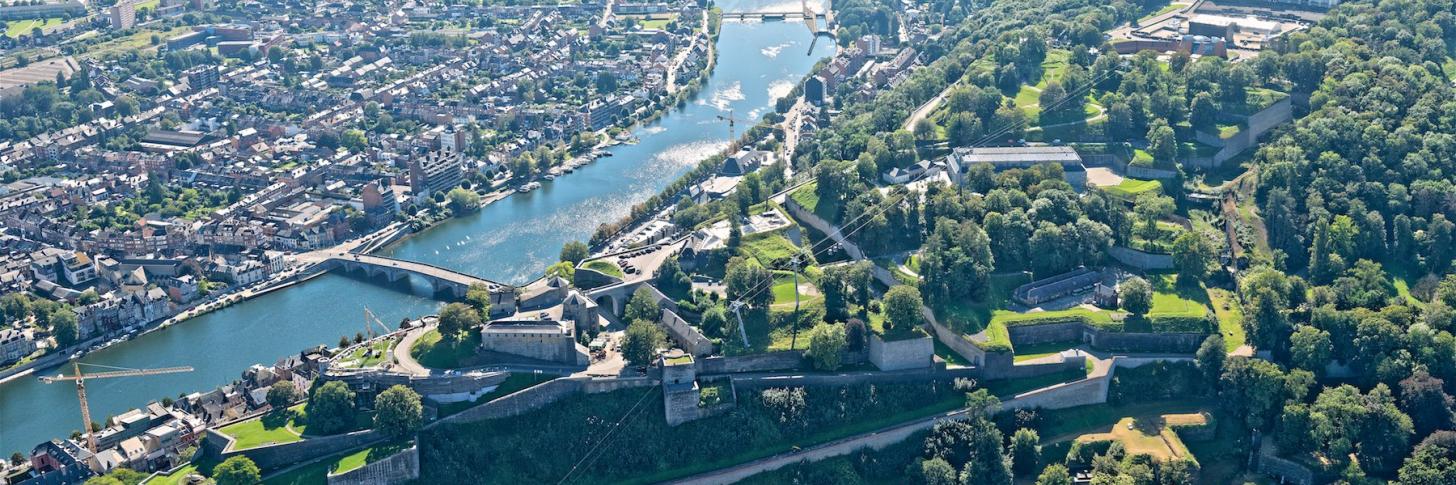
[0,15,834,456]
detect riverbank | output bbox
[1,19,831,456]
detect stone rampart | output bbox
[1108,246,1175,270]
[1005,322,1083,346]
[327,444,419,485]
[731,367,979,390]
[696,351,805,374]
[867,333,934,371]
[428,378,579,425]
[205,428,385,473]
[427,376,655,427]
[1001,373,1110,411]
[1087,330,1206,353]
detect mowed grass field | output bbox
[5,18,64,38]
[218,405,308,450]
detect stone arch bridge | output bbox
[321,254,512,302]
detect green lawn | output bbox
[410,328,484,369]
[335,340,393,369]
[1131,148,1156,166]
[1147,274,1209,318]
[1102,178,1162,199]
[993,307,1117,327]
[4,18,64,39]
[81,25,194,59]
[639,15,676,30]
[741,233,803,268]
[1207,288,1246,352]
[582,259,624,278]
[1391,271,1426,308]
[930,272,1033,336]
[262,441,412,485]
[435,373,557,417]
[218,406,308,450]
[770,270,822,309]
[789,182,838,221]
[1012,340,1079,362]
[1138,2,1188,23]
[1037,400,1211,441]
[1031,49,1071,89]
[143,464,198,485]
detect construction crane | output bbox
[363,306,393,338]
[40,362,193,453]
[716,110,740,142]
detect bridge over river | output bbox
[318,253,512,301]
[723,0,836,36]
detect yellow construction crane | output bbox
[40,362,193,453]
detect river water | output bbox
[0,16,834,456]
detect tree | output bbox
[266,381,297,410]
[1133,193,1174,241]
[723,258,773,308]
[621,320,665,365]
[921,219,995,303]
[1171,232,1214,282]
[437,302,480,342]
[341,129,367,152]
[1308,384,1413,476]
[1189,92,1218,131]
[560,241,589,264]
[306,381,357,435]
[1010,428,1040,476]
[374,385,423,439]
[1038,82,1068,114]
[1399,431,1456,485]
[463,283,492,319]
[701,305,728,337]
[1120,276,1153,317]
[804,323,847,370]
[1288,325,1332,373]
[624,286,661,324]
[882,285,924,333]
[1219,357,1290,427]
[1399,370,1454,437]
[914,118,936,141]
[919,457,958,485]
[446,187,480,212]
[51,308,78,348]
[1035,464,1073,485]
[1146,119,1177,163]
[545,260,575,280]
[213,456,261,485]
[1196,333,1226,385]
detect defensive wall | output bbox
[1004,319,1209,354]
[202,427,385,473]
[326,444,420,485]
[1108,246,1175,271]
[867,333,935,371]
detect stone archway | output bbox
[595,295,619,317]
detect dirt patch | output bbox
[1086,167,1125,187]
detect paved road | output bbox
[669,354,1128,484]
[902,80,955,132]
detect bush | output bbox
[419,381,961,483]
[1108,361,1209,404]
[804,323,847,370]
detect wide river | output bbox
[0,11,834,455]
